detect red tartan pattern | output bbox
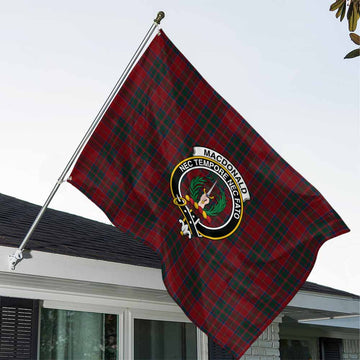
[68,30,349,358]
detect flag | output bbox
[68,30,349,358]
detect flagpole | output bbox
[8,11,165,271]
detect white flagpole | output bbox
[8,11,165,270]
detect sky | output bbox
[0,1,359,295]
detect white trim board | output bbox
[0,245,359,316]
[0,245,164,290]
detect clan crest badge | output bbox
[170,147,250,240]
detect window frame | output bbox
[125,308,208,360]
[40,301,208,360]
[39,302,124,360]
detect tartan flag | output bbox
[68,30,349,358]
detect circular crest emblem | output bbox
[170,147,250,240]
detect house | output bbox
[0,193,359,360]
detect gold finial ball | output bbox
[154,11,165,24]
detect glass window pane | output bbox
[134,319,197,360]
[40,308,118,360]
[280,339,314,360]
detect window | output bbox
[39,306,207,360]
[208,337,236,360]
[280,339,316,360]
[134,318,197,360]
[39,308,118,360]
[319,338,342,360]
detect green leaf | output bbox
[344,48,360,58]
[350,32,360,44]
[336,2,347,20]
[189,176,206,202]
[348,2,360,31]
[341,2,347,20]
[206,189,226,217]
[330,0,346,11]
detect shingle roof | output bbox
[0,193,161,269]
[0,193,358,299]
[300,281,359,300]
